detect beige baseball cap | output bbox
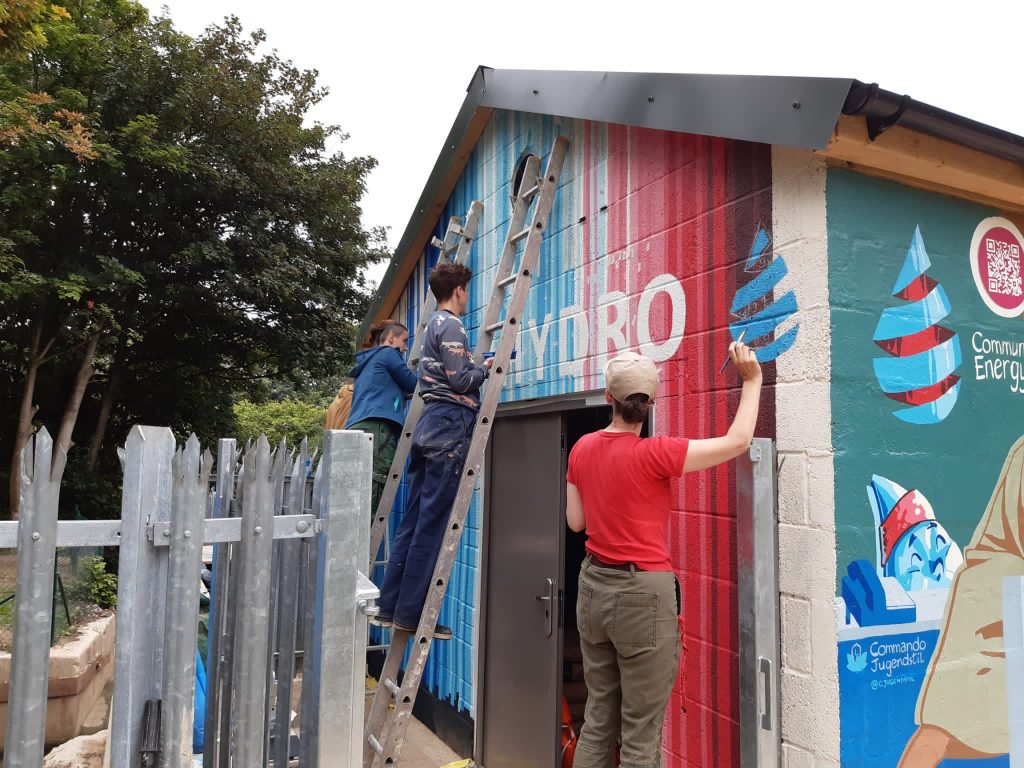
[604,352,659,402]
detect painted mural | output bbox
[829,170,1024,767]
[386,110,786,767]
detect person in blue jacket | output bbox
[345,319,419,514]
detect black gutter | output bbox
[842,80,1024,164]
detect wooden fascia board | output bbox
[370,106,495,326]
[818,115,1024,214]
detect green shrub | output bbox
[81,556,117,609]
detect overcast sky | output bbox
[140,1,1023,287]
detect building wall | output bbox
[391,108,811,766]
[828,169,1024,767]
[772,148,840,768]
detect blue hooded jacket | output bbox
[344,345,419,429]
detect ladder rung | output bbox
[520,183,541,201]
[511,227,531,243]
[368,734,384,755]
[383,678,401,698]
[484,320,504,334]
[497,273,517,289]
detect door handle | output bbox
[758,656,772,731]
[535,577,556,637]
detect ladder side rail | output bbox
[372,136,568,767]
[361,627,410,768]
[471,156,541,360]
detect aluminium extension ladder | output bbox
[365,203,484,656]
[367,201,484,575]
[363,135,569,767]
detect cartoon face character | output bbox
[884,518,964,591]
[867,475,964,592]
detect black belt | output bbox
[588,554,645,571]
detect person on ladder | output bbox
[371,261,492,640]
[344,319,419,515]
[565,343,763,768]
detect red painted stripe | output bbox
[874,324,955,357]
[895,274,938,301]
[884,373,960,405]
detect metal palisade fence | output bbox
[2,425,378,767]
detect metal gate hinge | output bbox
[748,443,762,463]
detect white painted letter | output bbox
[596,291,629,370]
[526,313,553,382]
[637,274,687,362]
[559,306,590,379]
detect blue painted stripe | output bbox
[746,227,771,268]
[893,380,961,425]
[892,226,931,295]
[873,285,951,341]
[872,334,962,393]
[729,291,798,343]
[754,324,800,363]
[731,256,788,314]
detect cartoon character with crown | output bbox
[867,475,964,593]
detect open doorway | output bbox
[561,406,650,741]
[477,399,650,768]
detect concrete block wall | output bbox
[771,146,840,767]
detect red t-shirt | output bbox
[566,431,689,571]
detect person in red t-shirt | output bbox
[566,344,762,768]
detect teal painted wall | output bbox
[829,169,1024,766]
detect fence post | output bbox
[110,426,176,768]
[298,458,324,762]
[4,429,66,767]
[160,436,212,766]
[205,438,238,768]
[272,442,307,767]
[263,442,289,764]
[229,437,285,765]
[311,429,373,766]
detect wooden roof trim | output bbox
[819,115,1024,214]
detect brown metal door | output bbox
[479,411,565,768]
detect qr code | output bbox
[986,237,1022,297]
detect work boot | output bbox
[392,620,453,641]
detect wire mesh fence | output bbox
[0,543,111,651]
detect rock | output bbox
[43,730,106,768]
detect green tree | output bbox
[0,1,385,516]
[233,399,327,454]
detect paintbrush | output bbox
[718,328,748,374]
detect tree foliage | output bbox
[0,0,386,516]
[233,399,326,454]
[0,0,70,58]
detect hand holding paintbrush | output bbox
[719,329,762,383]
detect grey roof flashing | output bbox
[478,68,854,149]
